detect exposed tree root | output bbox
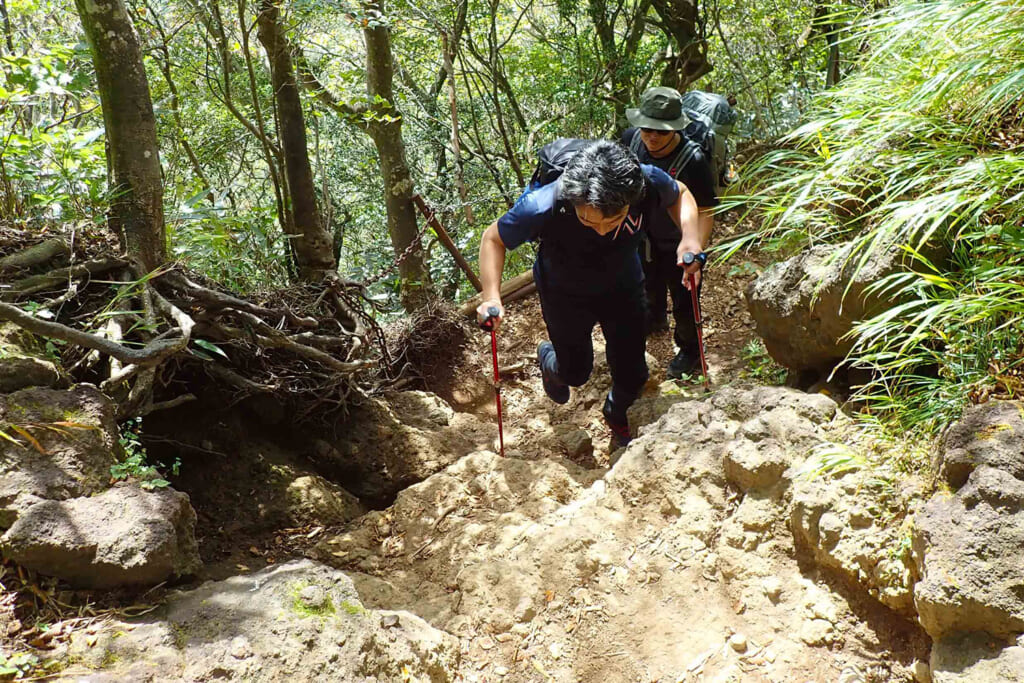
[0,232,391,422]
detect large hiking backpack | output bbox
[528,138,592,188]
[679,91,738,190]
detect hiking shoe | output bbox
[601,397,632,448]
[537,341,570,404]
[667,349,700,380]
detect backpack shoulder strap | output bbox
[628,129,644,156]
[666,139,701,177]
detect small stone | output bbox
[549,642,563,659]
[762,576,783,603]
[380,614,400,629]
[494,666,510,676]
[729,633,748,653]
[556,427,593,459]
[800,618,835,646]
[230,636,253,659]
[817,512,844,547]
[515,596,537,623]
[702,553,718,573]
[335,634,348,647]
[478,635,496,651]
[298,585,328,611]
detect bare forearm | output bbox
[478,222,506,302]
[697,208,714,249]
[671,182,700,245]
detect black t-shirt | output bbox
[497,165,679,296]
[621,127,718,250]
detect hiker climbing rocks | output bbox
[623,87,719,379]
[476,140,700,446]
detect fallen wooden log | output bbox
[459,269,535,316]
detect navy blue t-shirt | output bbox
[497,164,679,295]
[622,127,718,251]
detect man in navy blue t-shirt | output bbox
[475,140,701,447]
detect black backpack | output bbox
[528,138,592,188]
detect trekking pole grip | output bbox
[480,305,500,332]
[681,251,708,269]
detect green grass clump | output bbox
[721,0,1024,439]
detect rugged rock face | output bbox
[746,240,916,372]
[909,399,1024,682]
[914,471,1024,640]
[3,482,201,589]
[937,400,1024,488]
[311,385,927,681]
[913,400,1024,642]
[315,393,495,503]
[56,559,460,682]
[930,632,1024,683]
[791,466,924,616]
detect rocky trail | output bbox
[3,220,1024,682]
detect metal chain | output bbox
[360,219,432,288]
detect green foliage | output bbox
[0,651,40,680]
[111,418,180,490]
[739,339,787,385]
[168,205,290,294]
[726,0,1024,436]
[0,41,107,225]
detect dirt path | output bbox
[310,214,926,682]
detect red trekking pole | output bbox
[480,306,505,457]
[682,252,710,391]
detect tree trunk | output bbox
[442,31,473,225]
[363,0,431,311]
[651,0,712,91]
[815,1,842,88]
[74,0,165,272]
[256,0,337,281]
[587,0,651,132]
[0,0,14,55]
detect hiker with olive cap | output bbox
[476,140,701,447]
[623,87,717,380]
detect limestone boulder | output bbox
[790,466,922,615]
[0,384,120,528]
[937,400,1024,488]
[2,482,201,589]
[56,559,460,682]
[913,466,1024,640]
[931,632,1024,683]
[746,240,924,372]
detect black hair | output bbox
[560,140,645,217]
